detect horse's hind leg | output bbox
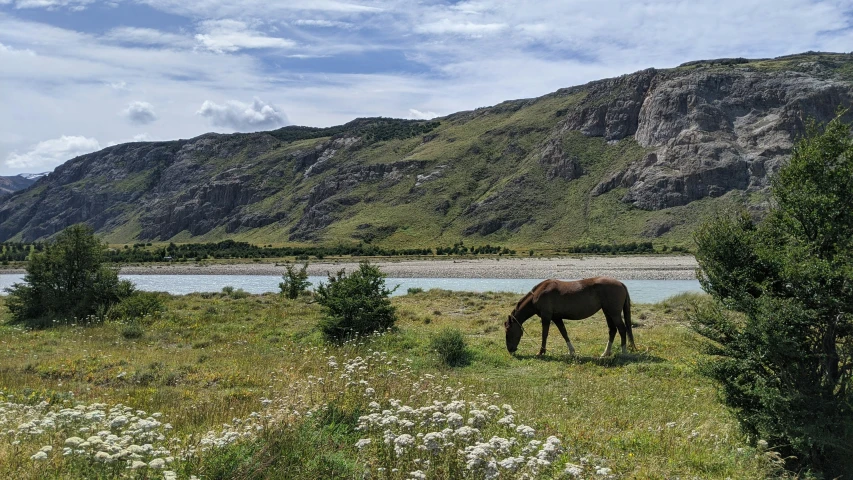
[605,307,629,354]
[552,318,575,355]
[602,314,618,357]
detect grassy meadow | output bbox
[0,290,785,479]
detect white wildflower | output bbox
[355,438,371,450]
[395,434,415,456]
[564,463,583,477]
[30,451,48,461]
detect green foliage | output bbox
[315,262,397,343]
[406,287,424,295]
[192,415,360,479]
[692,113,853,477]
[222,286,250,299]
[108,291,166,324]
[120,319,145,339]
[565,242,657,254]
[430,328,471,367]
[280,261,311,299]
[4,224,134,328]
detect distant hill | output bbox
[1,52,852,249]
[0,174,37,198]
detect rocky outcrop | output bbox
[289,160,429,240]
[539,139,583,181]
[562,69,657,141]
[591,65,853,209]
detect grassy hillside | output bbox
[0,291,784,479]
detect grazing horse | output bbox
[504,277,634,357]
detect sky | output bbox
[0,1,851,175]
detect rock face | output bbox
[0,53,851,245]
[589,63,853,209]
[0,175,35,197]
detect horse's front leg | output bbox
[552,318,576,355]
[537,317,550,356]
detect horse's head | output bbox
[504,313,523,353]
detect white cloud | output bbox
[409,109,437,120]
[195,20,296,53]
[122,101,158,125]
[197,97,289,131]
[11,0,93,10]
[415,19,507,36]
[103,27,194,48]
[293,19,355,29]
[0,41,35,55]
[5,135,101,170]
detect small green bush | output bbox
[280,262,311,299]
[121,319,145,339]
[221,286,250,299]
[316,262,397,343]
[108,291,165,324]
[431,328,471,367]
[406,287,424,295]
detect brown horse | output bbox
[504,277,634,357]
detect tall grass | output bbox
[0,291,785,478]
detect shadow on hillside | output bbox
[512,351,665,367]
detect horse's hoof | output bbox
[536,351,546,357]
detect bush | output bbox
[430,328,471,367]
[406,287,424,295]
[280,261,311,299]
[121,319,145,339]
[4,224,134,328]
[108,291,166,324]
[315,262,397,343]
[692,113,853,477]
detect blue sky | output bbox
[1,0,851,175]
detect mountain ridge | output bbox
[2,51,852,248]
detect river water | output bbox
[0,274,702,303]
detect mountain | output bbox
[0,175,36,198]
[1,52,852,248]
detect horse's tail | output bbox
[623,287,635,349]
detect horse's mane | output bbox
[513,291,533,312]
[513,280,550,313]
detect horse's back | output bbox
[534,277,627,318]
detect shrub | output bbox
[108,291,165,324]
[406,287,424,295]
[692,113,853,477]
[280,261,311,299]
[4,224,134,328]
[221,286,250,299]
[315,262,397,343]
[430,328,471,367]
[121,319,145,339]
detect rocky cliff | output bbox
[0,175,35,197]
[1,52,851,248]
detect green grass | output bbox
[0,290,785,479]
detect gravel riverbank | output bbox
[110,255,698,280]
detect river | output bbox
[0,274,702,303]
